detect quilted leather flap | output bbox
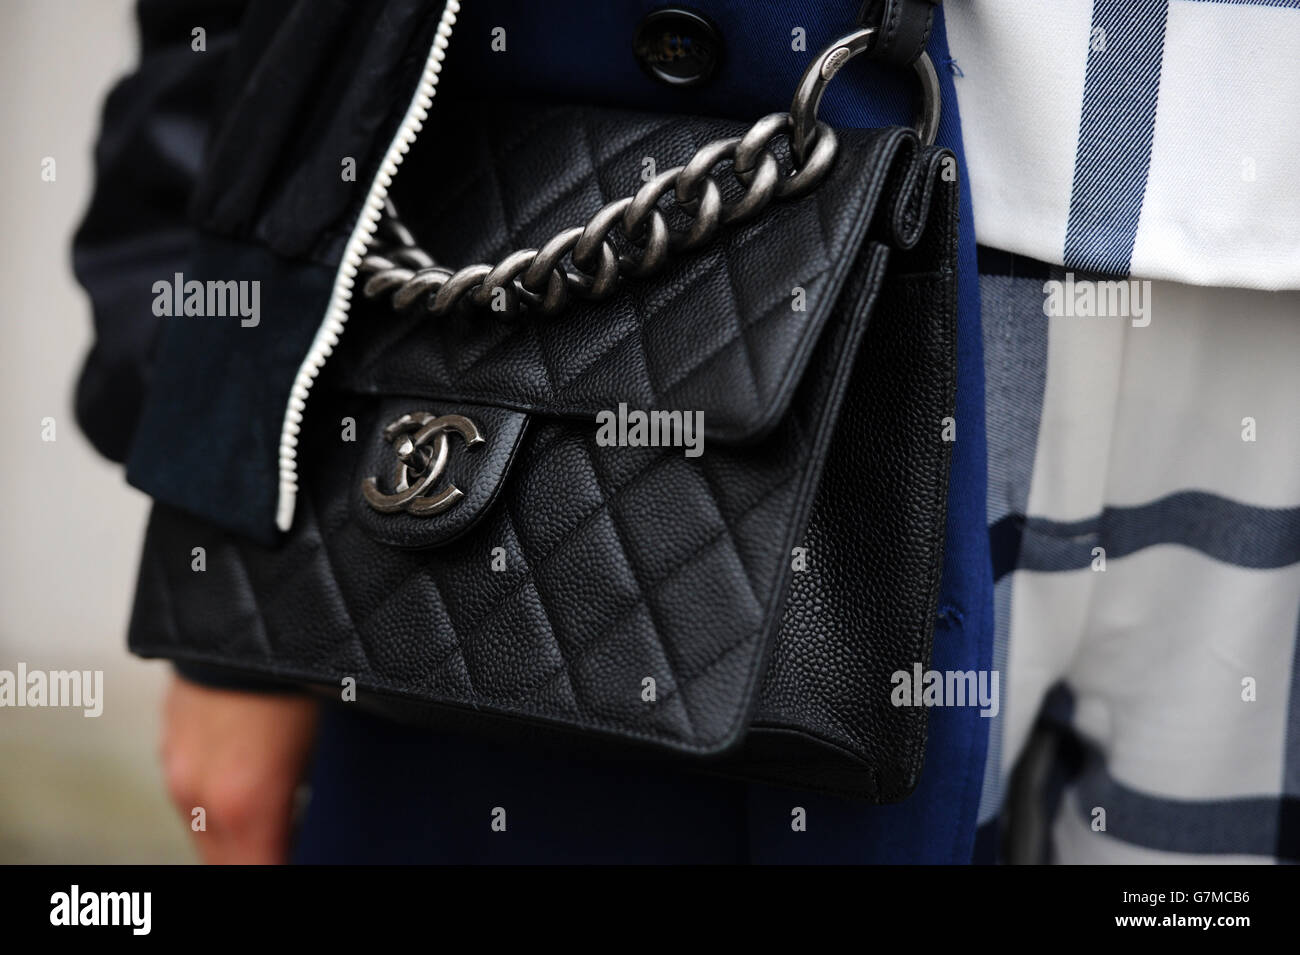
[127,101,959,787]
[335,102,947,445]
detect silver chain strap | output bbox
[359,27,939,319]
[360,113,838,318]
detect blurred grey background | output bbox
[0,0,194,862]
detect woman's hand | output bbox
[160,673,320,864]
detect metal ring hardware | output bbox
[788,27,940,167]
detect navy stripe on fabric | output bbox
[990,492,1300,582]
[1038,684,1299,860]
[1071,758,1300,860]
[989,514,1025,583]
[976,257,1053,826]
[1062,0,1169,277]
[1016,683,1300,861]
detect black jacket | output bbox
[75,0,458,543]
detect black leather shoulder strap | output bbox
[857,0,939,68]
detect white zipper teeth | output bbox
[275,0,461,531]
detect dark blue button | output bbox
[633,8,722,88]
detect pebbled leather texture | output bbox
[129,101,958,801]
[349,105,927,444]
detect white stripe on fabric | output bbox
[946,0,1300,289]
[944,3,1093,271]
[1131,0,1300,288]
[1030,280,1300,516]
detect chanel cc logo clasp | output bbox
[361,412,485,516]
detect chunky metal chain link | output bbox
[359,112,839,318]
[358,21,943,320]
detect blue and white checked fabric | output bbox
[976,248,1300,862]
[947,0,1300,288]
[946,1,1300,862]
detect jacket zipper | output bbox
[275,0,461,531]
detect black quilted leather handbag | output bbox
[130,7,957,802]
